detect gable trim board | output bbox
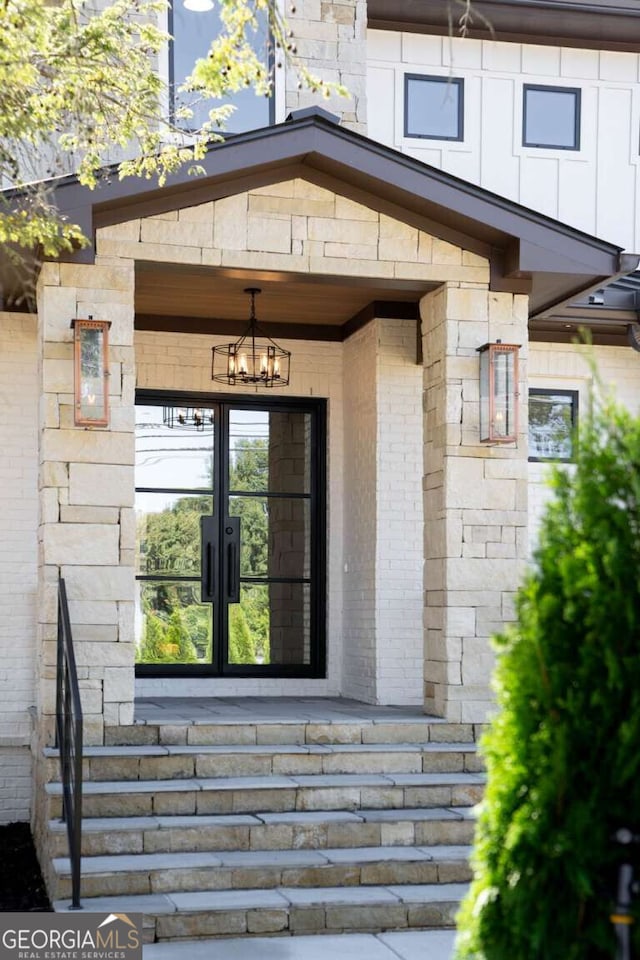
[6,110,632,320]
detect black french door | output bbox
[134,392,326,677]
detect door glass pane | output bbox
[135,404,214,490]
[229,410,311,494]
[136,492,212,576]
[135,581,211,664]
[228,583,311,666]
[267,582,310,665]
[229,497,311,579]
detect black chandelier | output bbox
[162,407,213,431]
[211,288,291,388]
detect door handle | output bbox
[200,516,217,603]
[207,541,215,599]
[224,518,241,603]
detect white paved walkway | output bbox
[143,930,456,959]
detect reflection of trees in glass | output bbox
[80,328,103,378]
[229,439,270,661]
[138,495,210,576]
[136,440,270,665]
[529,393,575,460]
[136,608,199,664]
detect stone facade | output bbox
[420,285,529,721]
[286,0,367,132]
[36,260,137,750]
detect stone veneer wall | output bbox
[286,0,367,133]
[35,260,137,752]
[0,313,38,822]
[421,284,529,722]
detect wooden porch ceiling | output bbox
[134,262,430,341]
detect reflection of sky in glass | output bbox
[135,406,272,493]
[525,89,577,148]
[172,4,271,132]
[135,405,213,490]
[406,77,461,139]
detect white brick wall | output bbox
[367,31,640,250]
[0,312,38,822]
[342,324,378,702]
[528,342,640,551]
[375,319,423,705]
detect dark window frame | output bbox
[404,73,465,142]
[134,389,326,680]
[528,388,579,463]
[167,2,275,133]
[522,83,582,151]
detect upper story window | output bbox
[170,1,273,134]
[522,84,581,151]
[404,75,464,142]
[529,389,578,462]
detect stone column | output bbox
[285,0,367,133]
[36,258,136,748]
[421,283,529,722]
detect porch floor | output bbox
[134,696,433,725]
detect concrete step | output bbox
[45,772,485,820]
[54,882,469,939]
[143,929,457,960]
[47,806,476,858]
[52,844,472,900]
[43,742,482,783]
[104,720,480,748]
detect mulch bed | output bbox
[0,823,52,912]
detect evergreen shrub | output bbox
[456,394,640,960]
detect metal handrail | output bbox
[55,577,83,909]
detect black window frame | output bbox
[404,74,465,142]
[528,388,579,463]
[167,2,275,134]
[134,390,327,680]
[522,83,582,151]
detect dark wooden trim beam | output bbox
[136,300,420,342]
[135,314,344,341]
[529,328,630,347]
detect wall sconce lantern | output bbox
[478,341,520,443]
[71,318,111,427]
[211,288,291,388]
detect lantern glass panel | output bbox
[493,349,515,440]
[74,320,109,426]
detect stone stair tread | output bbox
[48,813,263,833]
[143,930,457,960]
[46,772,483,796]
[46,742,475,757]
[359,807,473,822]
[387,883,469,903]
[48,805,474,835]
[53,843,472,876]
[55,882,468,913]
